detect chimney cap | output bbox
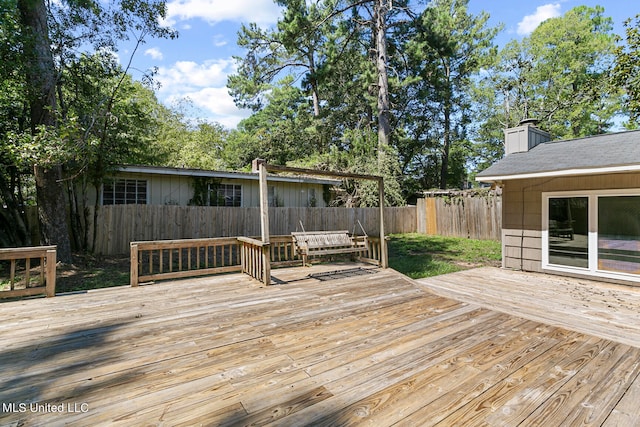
[519,118,539,127]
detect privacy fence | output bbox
[417,190,502,241]
[15,191,501,256]
[89,205,417,255]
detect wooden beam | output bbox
[258,162,270,244]
[263,163,382,182]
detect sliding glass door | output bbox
[598,196,640,275]
[544,191,640,281]
[547,197,589,268]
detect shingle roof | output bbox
[476,129,640,181]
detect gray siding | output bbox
[502,172,640,274]
[87,172,331,207]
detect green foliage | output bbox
[393,0,500,189]
[225,78,320,168]
[157,115,229,170]
[228,0,422,201]
[2,0,177,253]
[57,54,165,187]
[479,5,619,142]
[613,14,640,128]
[228,0,330,116]
[188,177,220,206]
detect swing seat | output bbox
[291,230,368,265]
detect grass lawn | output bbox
[43,234,501,293]
[388,233,502,279]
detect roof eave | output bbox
[476,164,640,183]
[118,165,341,185]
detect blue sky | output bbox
[119,1,636,129]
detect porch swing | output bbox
[291,219,369,266]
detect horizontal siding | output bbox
[502,228,542,273]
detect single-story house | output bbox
[476,122,640,284]
[91,165,339,208]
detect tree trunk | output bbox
[439,63,452,190]
[34,165,72,261]
[439,107,450,189]
[375,0,391,164]
[18,0,73,262]
[67,179,83,251]
[306,52,321,117]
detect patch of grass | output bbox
[56,254,130,293]
[388,233,501,279]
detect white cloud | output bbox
[517,3,562,35]
[179,87,252,128]
[156,58,249,128]
[212,35,227,47]
[162,0,281,27]
[144,47,164,60]
[156,59,235,90]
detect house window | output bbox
[103,179,147,205]
[209,184,241,207]
[543,190,640,281]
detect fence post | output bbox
[130,243,139,287]
[45,248,56,297]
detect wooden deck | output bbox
[1,264,639,426]
[416,267,640,348]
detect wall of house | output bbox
[502,172,640,273]
[85,172,330,207]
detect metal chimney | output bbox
[504,119,551,155]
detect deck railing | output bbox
[358,236,386,266]
[130,238,241,286]
[0,246,56,298]
[238,237,271,285]
[130,235,387,286]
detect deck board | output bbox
[1,264,639,426]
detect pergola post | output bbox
[257,161,271,284]
[378,178,388,268]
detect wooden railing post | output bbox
[262,244,271,285]
[45,248,56,297]
[130,243,139,287]
[240,238,246,274]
